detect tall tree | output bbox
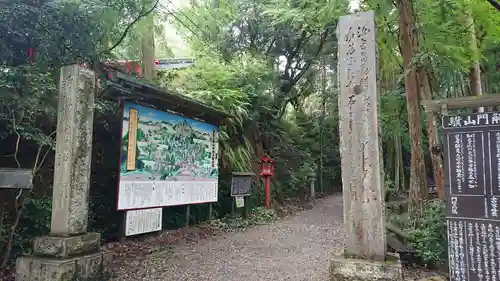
[141,13,157,80]
[464,4,484,110]
[173,0,349,118]
[397,0,428,219]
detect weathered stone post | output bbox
[329,11,402,281]
[16,65,106,281]
[308,172,316,202]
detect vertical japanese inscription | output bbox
[454,133,465,193]
[51,65,96,235]
[338,11,385,261]
[490,131,500,196]
[457,221,467,280]
[448,131,484,196]
[53,67,75,215]
[466,133,478,189]
[126,108,139,171]
[211,130,217,168]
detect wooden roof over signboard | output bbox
[99,67,228,125]
[421,94,500,114]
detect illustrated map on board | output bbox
[117,102,219,210]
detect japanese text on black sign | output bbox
[444,112,500,281]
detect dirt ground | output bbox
[109,195,447,281]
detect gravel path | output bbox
[114,195,344,281]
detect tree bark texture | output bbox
[465,8,484,113]
[418,69,445,199]
[141,14,156,82]
[397,0,428,219]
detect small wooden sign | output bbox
[231,172,255,196]
[126,108,139,171]
[0,168,33,189]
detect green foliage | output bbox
[0,197,52,265]
[270,119,320,200]
[209,207,278,232]
[0,0,159,67]
[175,0,348,113]
[409,200,448,266]
[160,54,275,172]
[0,65,58,148]
[1,0,346,271]
[5,0,500,275]
[248,207,278,225]
[160,0,347,201]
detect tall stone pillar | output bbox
[329,11,402,281]
[16,65,107,281]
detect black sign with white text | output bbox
[443,112,500,281]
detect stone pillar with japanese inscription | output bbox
[329,11,402,281]
[16,65,108,281]
[51,65,95,235]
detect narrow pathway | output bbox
[115,195,344,281]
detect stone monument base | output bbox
[16,233,111,281]
[329,252,403,281]
[33,233,101,258]
[16,252,110,281]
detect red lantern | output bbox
[259,155,275,177]
[259,156,274,208]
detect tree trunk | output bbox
[418,69,445,199]
[465,8,484,112]
[419,66,446,199]
[395,132,403,192]
[141,14,156,82]
[397,0,428,220]
[319,57,326,194]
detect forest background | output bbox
[1,0,500,274]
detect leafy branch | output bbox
[104,0,160,54]
[486,0,500,11]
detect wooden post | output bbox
[185,205,190,227]
[310,178,315,202]
[208,203,213,221]
[231,197,235,217]
[119,211,127,242]
[243,197,249,218]
[338,11,386,261]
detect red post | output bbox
[265,176,271,209]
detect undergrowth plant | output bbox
[409,199,447,266]
[210,207,279,232]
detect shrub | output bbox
[249,207,278,225]
[409,199,447,266]
[0,197,52,266]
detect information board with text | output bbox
[443,112,500,281]
[118,102,219,210]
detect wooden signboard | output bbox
[0,168,33,189]
[231,172,254,197]
[443,112,500,281]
